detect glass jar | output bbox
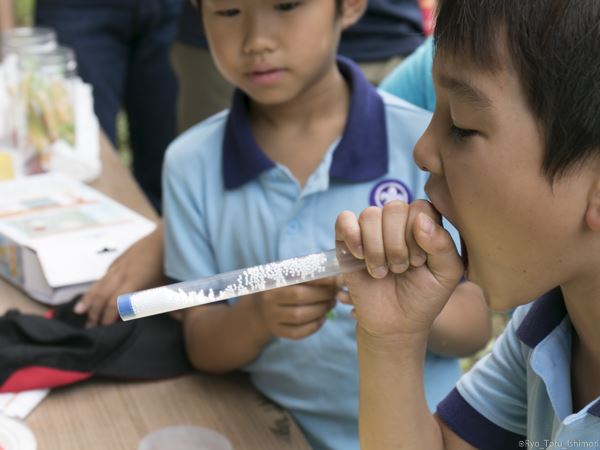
[0,28,58,154]
[28,46,77,78]
[1,29,80,177]
[0,27,57,59]
[17,45,78,174]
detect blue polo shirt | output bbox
[437,288,600,449]
[380,37,436,112]
[163,57,462,450]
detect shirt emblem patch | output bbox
[369,179,413,207]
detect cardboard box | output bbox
[0,173,156,304]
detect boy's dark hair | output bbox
[434,0,600,181]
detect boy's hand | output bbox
[335,200,464,339]
[75,226,165,326]
[252,277,338,340]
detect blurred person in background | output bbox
[0,0,15,30]
[339,0,425,84]
[35,0,183,212]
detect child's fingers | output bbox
[358,207,388,279]
[99,297,119,325]
[80,274,122,326]
[414,212,464,288]
[273,285,337,306]
[406,200,438,268]
[335,211,364,259]
[278,300,334,325]
[381,200,410,274]
[276,318,326,340]
[305,276,339,294]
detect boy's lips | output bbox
[245,67,287,85]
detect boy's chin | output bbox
[479,284,528,313]
[242,87,294,106]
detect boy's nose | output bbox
[413,119,443,176]
[242,17,277,55]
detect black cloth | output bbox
[0,299,192,392]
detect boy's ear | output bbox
[340,0,367,30]
[585,178,600,232]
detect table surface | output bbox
[1,134,311,450]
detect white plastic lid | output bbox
[0,27,57,58]
[138,426,233,450]
[0,415,37,450]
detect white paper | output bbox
[0,389,49,419]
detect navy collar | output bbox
[222,56,388,190]
[516,287,567,349]
[516,288,600,417]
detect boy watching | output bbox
[335,0,600,448]
[163,0,490,449]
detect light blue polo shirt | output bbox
[437,288,600,449]
[380,37,436,112]
[162,57,462,450]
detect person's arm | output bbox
[427,280,491,357]
[357,326,476,449]
[75,223,166,326]
[336,200,476,449]
[183,278,337,374]
[182,296,271,374]
[0,0,15,31]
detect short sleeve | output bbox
[436,305,531,448]
[162,146,218,282]
[379,37,436,112]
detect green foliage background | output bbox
[15,0,34,26]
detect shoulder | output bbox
[377,90,432,151]
[164,110,229,173]
[379,38,436,111]
[378,89,432,122]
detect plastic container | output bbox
[138,426,233,450]
[118,243,365,320]
[0,415,37,450]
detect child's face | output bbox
[202,0,344,105]
[414,50,596,311]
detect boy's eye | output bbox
[216,8,240,16]
[275,1,301,11]
[449,124,478,141]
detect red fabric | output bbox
[0,366,91,392]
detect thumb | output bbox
[414,212,464,289]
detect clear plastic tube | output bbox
[117,244,365,321]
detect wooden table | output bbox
[0,135,311,450]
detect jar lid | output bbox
[0,27,57,57]
[18,45,78,77]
